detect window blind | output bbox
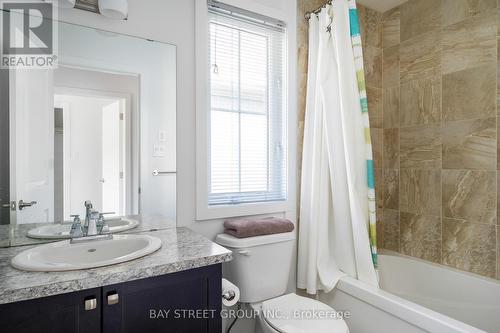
[208,4,287,206]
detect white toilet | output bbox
[216,232,349,333]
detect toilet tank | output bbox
[215,232,295,303]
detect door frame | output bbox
[54,86,135,217]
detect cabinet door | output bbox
[0,288,101,333]
[102,264,222,333]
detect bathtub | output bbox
[319,251,500,333]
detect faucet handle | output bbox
[70,214,81,222]
[89,210,100,219]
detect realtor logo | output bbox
[1,1,58,68]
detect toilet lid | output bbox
[261,293,349,333]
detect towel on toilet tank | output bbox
[224,217,294,238]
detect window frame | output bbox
[195,0,292,220]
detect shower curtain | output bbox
[297,0,379,294]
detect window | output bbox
[207,4,287,207]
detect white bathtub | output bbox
[320,251,500,333]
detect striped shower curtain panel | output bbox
[297,0,379,294]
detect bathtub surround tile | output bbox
[400,76,442,127]
[383,128,400,169]
[358,5,382,48]
[442,0,496,27]
[382,7,400,49]
[375,168,384,209]
[383,209,400,251]
[442,64,496,122]
[442,14,497,74]
[367,86,383,128]
[442,170,497,224]
[400,0,442,42]
[442,117,497,170]
[498,225,500,279]
[382,45,400,88]
[383,169,399,210]
[400,169,441,216]
[383,86,399,129]
[400,124,442,169]
[363,46,383,89]
[442,218,496,278]
[376,211,384,249]
[400,31,442,83]
[400,212,442,263]
[371,128,383,169]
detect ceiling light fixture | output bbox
[98,0,128,20]
[45,0,76,8]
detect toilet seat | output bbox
[260,293,349,333]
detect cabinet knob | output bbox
[107,292,119,305]
[84,298,97,311]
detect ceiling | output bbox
[357,0,408,12]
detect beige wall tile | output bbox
[400,169,441,215]
[375,168,384,209]
[442,64,496,122]
[363,46,383,89]
[383,86,400,129]
[383,209,400,251]
[442,118,497,170]
[383,45,400,88]
[400,31,442,83]
[383,128,400,169]
[382,7,400,48]
[400,76,442,127]
[442,170,497,224]
[443,0,496,26]
[498,225,500,279]
[400,212,442,263]
[358,5,382,48]
[400,124,442,169]
[442,14,496,74]
[376,210,384,249]
[371,128,383,169]
[383,169,399,210]
[400,0,442,42]
[367,86,383,128]
[443,218,496,278]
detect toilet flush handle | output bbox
[238,250,250,256]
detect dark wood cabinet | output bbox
[0,264,222,333]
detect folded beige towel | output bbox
[224,217,294,238]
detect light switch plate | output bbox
[153,144,166,157]
[158,130,167,142]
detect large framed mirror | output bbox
[0,17,177,247]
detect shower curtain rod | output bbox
[304,0,333,20]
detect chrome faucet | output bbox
[84,200,93,231]
[69,214,83,238]
[69,200,115,244]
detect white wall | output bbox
[56,0,297,230]
[55,2,297,332]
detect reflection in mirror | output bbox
[53,68,138,221]
[1,18,177,247]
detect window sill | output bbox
[195,200,289,221]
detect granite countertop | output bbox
[0,227,232,305]
[4,215,176,247]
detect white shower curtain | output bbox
[297,0,379,294]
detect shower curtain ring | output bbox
[326,16,333,33]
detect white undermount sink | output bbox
[11,234,162,272]
[26,217,140,239]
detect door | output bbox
[9,69,54,224]
[0,69,10,224]
[102,265,222,333]
[0,288,101,333]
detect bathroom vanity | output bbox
[0,228,232,333]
